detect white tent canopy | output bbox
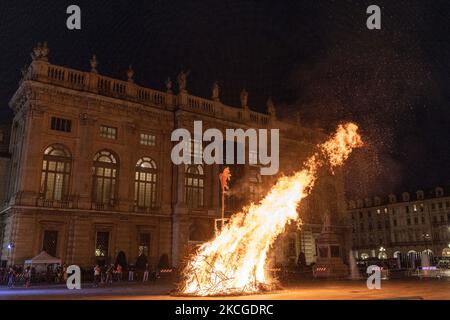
[24,251,61,265]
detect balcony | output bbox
[91,201,118,211]
[35,194,79,209]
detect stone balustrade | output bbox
[22,60,273,127]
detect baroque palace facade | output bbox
[348,187,450,263]
[0,43,348,269]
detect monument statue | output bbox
[90,55,98,73]
[177,70,190,92]
[240,88,248,108]
[266,97,276,117]
[165,77,173,93]
[31,42,49,61]
[212,81,220,101]
[126,65,134,82]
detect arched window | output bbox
[135,157,157,208]
[185,165,204,208]
[40,145,71,200]
[92,150,118,205]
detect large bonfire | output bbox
[178,123,363,296]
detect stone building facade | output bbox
[0,43,348,269]
[348,187,450,262]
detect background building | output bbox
[0,43,348,269]
[348,187,450,264]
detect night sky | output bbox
[0,0,449,198]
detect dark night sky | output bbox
[0,0,449,198]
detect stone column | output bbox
[172,212,189,268]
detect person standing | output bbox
[93,264,101,287]
[142,263,149,282]
[63,264,68,283]
[24,266,31,288]
[128,265,134,281]
[116,264,123,282]
[7,267,15,289]
[105,264,113,285]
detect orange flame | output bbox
[179,123,363,296]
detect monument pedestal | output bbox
[313,215,349,278]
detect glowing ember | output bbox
[178,123,363,296]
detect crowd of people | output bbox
[0,263,162,288]
[92,263,159,287]
[0,264,67,288]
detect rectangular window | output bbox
[140,133,156,146]
[100,126,117,139]
[95,231,110,257]
[138,233,150,257]
[42,230,58,257]
[405,206,409,213]
[51,117,72,132]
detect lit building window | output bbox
[50,116,72,132]
[185,165,204,208]
[140,133,156,146]
[135,157,157,208]
[413,204,417,212]
[188,139,203,160]
[138,233,150,257]
[95,231,110,257]
[92,150,118,205]
[40,145,71,200]
[100,125,117,139]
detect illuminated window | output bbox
[185,165,204,208]
[140,133,156,146]
[95,231,109,257]
[92,150,118,205]
[100,125,117,139]
[184,138,202,161]
[135,157,157,208]
[138,233,150,257]
[40,145,71,200]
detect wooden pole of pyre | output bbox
[217,167,231,233]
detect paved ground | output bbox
[1,278,449,300]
